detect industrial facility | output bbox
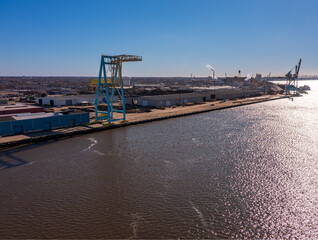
[0,54,305,139]
[0,103,44,115]
[128,88,266,107]
[0,110,89,136]
[35,94,111,106]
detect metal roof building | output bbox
[0,111,89,136]
[36,94,116,106]
[0,104,44,115]
[130,88,264,107]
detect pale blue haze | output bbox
[0,0,317,77]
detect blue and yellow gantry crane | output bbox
[95,54,142,123]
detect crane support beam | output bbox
[103,55,142,63]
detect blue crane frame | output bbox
[285,58,302,95]
[95,55,142,123]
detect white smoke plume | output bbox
[206,64,214,71]
[245,74,251,81]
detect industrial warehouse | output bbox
[35,94,109,106]
[0,110,89,136]
[0,103,44,115]
[128,88,266,107]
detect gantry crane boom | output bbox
[295,58,302,77]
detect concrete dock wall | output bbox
[0,96,287,149]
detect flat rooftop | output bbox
[12,112,57,120]
[137,88,245,101]
[138,92,210,101]
[38,94,97,100]
[0,110,86,122]
[0,104,42,111]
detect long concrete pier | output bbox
[0,95,288,150]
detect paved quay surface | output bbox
[0,95,287,149]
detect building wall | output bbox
[0,112,89,136]
[135,92,216,107]
[0,99,8,105]
[36,96,114,106]
[133,89,263,107]
[123,78,131,86]
[215,89,263,99]
[36,97,80,106]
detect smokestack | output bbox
[206,64,216,79]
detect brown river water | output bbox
[0,81,318,239]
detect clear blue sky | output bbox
[0,0,317,77]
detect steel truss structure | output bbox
[285,58,302,95]
[95,55,142,122]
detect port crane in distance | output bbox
[95,54,142,123]
[285,58,302,95]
